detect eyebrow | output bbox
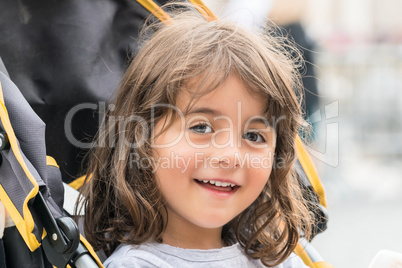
[185,107,270,127]
[185,107,223,117]
[248,117,270,127]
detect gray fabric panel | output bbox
[0,58,9,78]
[294,159,311,187]
[0,71,63,214]
[0,151,34,210]
[0,73,45,242]
[0,149,42,242]
[46,165,64,215]
[0,72,48,185]
[0,71,64,242]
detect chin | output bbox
[194,216,232,230]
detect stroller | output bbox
[0,1,332,267]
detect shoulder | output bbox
[103,243,174,268]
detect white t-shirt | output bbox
[103,241,309,268]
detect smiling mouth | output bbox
[194,179,239,192]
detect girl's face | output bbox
[153,75,276,247]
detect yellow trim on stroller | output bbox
[313,262,335,268]
[68,175,88,190]
[136,0,218,24]
[188,0,218,21]
[0,81,41,251]
[80,234,105,268]
[136,0,172,24]
[295,241,334,268]
[295,135,328,208]
[46,156,59,168]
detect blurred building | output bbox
[304,0,402,158]
[204,0,402,204]
[305,0,402,43]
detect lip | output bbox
[195,178,240,186]
[193,178,240,198]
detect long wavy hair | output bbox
[79,6,312,267]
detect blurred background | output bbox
[204,0,402,267]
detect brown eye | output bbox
[243,131,266,143]
[189,123,213,134]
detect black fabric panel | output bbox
[0,239,7,268]
[0,0,171,183]
[270,22,320,120]
[3,226,51,268]
[280,22,320,119]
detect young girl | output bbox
[80,7,311,268]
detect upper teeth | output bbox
[197,179,236,187]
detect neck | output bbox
[162,211,224,249]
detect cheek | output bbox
[153,140,196,183]
[154,129,182,148]
[247,149,275,173]
[251,167,271,189]
[246,152,274,191]
[153,148,195,204]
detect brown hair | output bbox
[79,6,311,267]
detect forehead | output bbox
[177,75,267,118]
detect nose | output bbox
[217,154,240,169]
[210,132,242,169]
